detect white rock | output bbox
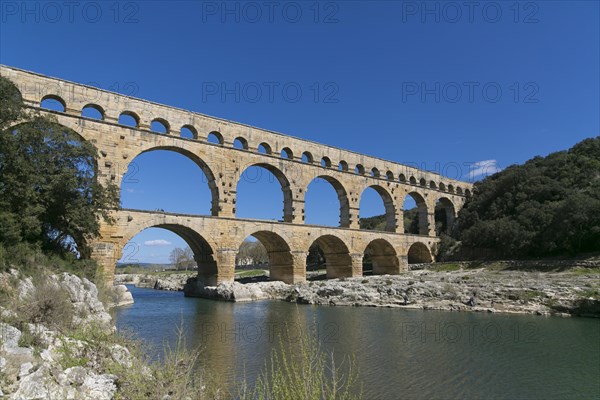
[40,349,54,363]
[58,273,113,330]
[111,284,134,307]
[63,366,88,386]
[18,362,33,378]
[0,323,33,357]
[16,277,35,300]
[10,364,69,399]
[81,373,117,400]
[109,344,133,368]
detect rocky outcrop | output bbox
[15,272,113,331]
[185,268,600,317]
[184,279,289,302]
[1,322,123,399]
[0,271,131,399]
[110,284,135,307]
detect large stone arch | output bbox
[237,162,294,222]
[359,185,397,232]
[308,234,353,278]
[363,238,403,275]
[123,146,220,216]
[402,191,430,235]
[407,242,433,264]
[239,230,295,283]
[118,219,219,285]
[305,175,351,228]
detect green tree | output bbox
[0,76,118,259]
[0,76,24,130]
[453,137,600,258]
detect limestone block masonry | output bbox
[1,65,473,285]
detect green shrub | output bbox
[572,267,600,276]
[510,290,545,302]
[577,287,600,300]
[17,324,44,355]
[56,337,91,369]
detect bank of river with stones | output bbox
[116,261,600,318]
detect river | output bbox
[112,285,600,399]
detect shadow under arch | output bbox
[308,234,353,278]
[244,231,294,283]
[120,223,218,284]
[125,146,220,216]
[306,175,350,228]
[359,185,397,232]
[363,238,399,275]
[407,242,432,264]
[237,162,293,222]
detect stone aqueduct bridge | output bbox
[2,66,473,285]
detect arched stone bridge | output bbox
[1,65,473,285]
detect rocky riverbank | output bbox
[114,272,195,291]
[0,270,128,398]
[185,267,600,317]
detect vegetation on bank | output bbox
[448,137,600,259]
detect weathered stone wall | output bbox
[0,65,474,285]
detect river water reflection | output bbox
[112,286,600,399]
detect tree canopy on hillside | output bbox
[453,137,600,257]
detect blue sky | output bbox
[2,1,598,263]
